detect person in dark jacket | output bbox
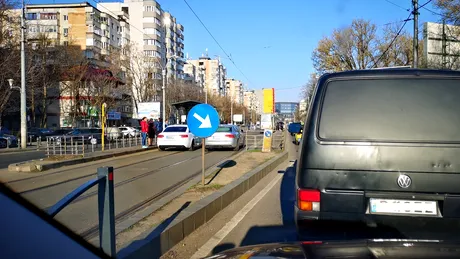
[148,118,156,146]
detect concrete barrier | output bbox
[8,147,156,173]
[118,150,288,259]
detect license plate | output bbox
[369,198,437,216]
[166,136,174,140]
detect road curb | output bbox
[118,150,288,259]
[7,147,156,173]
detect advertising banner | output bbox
[107,111,121,120]
[261,113,272,129]
[137,102,161,119]
[233,114,243,123]
[263,88,275,114]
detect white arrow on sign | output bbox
[193,113,212,128]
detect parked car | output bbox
[0,133,18,148]
[295,69,460,238]
[205,125,245,151]
[118,126,140,137]
[105,127,122,140]
[157,125,201,151]
[51,128,102,145]
[27,128,54,141]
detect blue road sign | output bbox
[264,130,272,138]
[187,104,220,138]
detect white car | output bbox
[118,126,140,137]
[206,125,245,151]
[157,125,202,151]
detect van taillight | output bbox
[298,189,320,211]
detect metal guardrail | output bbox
[45,133,150,157]
[47,166,116,257]
[244,131,285,150]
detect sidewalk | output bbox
[7,144,157,173]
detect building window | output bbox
[155,7,161,15]
[63,28,68,35]
[41,13,57,20]
[143,17,155,23]
[155,17,161,25]
[144,27,155,34]
[144,50,161,58]
[63,15,68,21]
[26,13,37,20]
[63,41,69,46]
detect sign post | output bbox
[187,104,220,185]
[101,103,107,151]
[262,129,273,152]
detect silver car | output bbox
[206,125,245,151]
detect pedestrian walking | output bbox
[140,117,148,148]
[148,118,156,146]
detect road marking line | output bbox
[191,172,284,259]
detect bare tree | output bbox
[115,44,161,116]
[0,0,20,127]
[375,24,414,68]
[312,19,379,73]
[435,0,460,25]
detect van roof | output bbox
[321,69,460,81]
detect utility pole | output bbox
[412,0,419,68]
[230,90,233,125]
[20,0,27,149]
[442,19,447,69]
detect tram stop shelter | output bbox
[169,100,202,125]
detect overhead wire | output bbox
[182,0,256,89]
[383,0,411,12]
[372,13,413,68]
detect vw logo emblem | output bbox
[397,174,412,188]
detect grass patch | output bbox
[193,183,224,193]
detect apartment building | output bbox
[187,57,226,96]
[10,3,131,128]
[99,1,185,80]
[25,3,128,63]
[243,90,259,111]
[225,78,244,104]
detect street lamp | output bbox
[7,79,27,148]
[7,79,18,90]
[162,16,171,131]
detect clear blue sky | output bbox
[30,0,441,102]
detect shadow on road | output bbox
[206,160,237,185]
[118,201,191,259]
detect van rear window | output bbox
[319,78,460,142]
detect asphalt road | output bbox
[0,150,47,169]
[2,147,238,237]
